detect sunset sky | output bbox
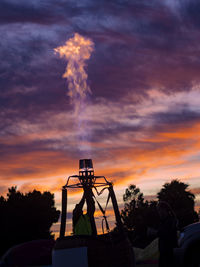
[1,0,200,235]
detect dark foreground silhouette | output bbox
[0,187,60,257]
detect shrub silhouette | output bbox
[0,187,60,256]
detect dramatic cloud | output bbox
[1,0,200,232]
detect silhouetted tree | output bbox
[121,180,199,244]
[121,185,159,231]
[157,180,199,229]
[0,187,60,256]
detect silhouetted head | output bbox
[157,201,175,219]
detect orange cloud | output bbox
[1,103,200,214]
[0,150,75,181]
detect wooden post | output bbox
[59,187,67,238]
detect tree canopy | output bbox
[121,180,199,235]
[0,187,60,256]
[121,185,159,231]
[157,180,199,228]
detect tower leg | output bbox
[60,187,67,238]
[108,185,123,230]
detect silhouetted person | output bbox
[157,201,178,267]
[130,215,148,248]
[73,186,97,236]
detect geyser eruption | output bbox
[54,33,94,155]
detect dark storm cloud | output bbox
[1,0,200,108]
[1,0,200,165]
[0,0,79,25]
[181,0,200,28]
[153,109,200,125]
[0,1,56,25]
[90,124,142,144]
[0,24,72,120]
